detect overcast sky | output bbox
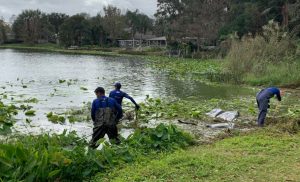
[0,0,157,22]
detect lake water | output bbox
[0,49,253,138]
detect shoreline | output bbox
[0,44,123,57]
[0,44,165,58]
[1,44,299,89]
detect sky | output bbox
[0,0,157,22]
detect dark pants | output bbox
[89,124,120,149]
[256,95,270,127]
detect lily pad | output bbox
[80,87,88,91]
[25,110,36,116]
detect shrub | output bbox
[225,20,298,85]
[0,100,18,135]
[0,124,194,181]
[243,59,300,86]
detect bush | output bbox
[0,124,194,181]
[225,21,298,86]
[243,59,300,86]
[0,100,18,135]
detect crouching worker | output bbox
[256,87,282,127]
[89,87,123,149]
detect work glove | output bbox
[135,104,140,111]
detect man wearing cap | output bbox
[109,82,140,111]
[256,87,282,127]
[90,87,123,148]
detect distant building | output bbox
[118,39,141,48]
[118,32,167,48]
[146,36,167,47]
[6,32,15,41]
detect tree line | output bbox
[0,19,10,43]
[156,0,300,45]
[0,1,299,48]
[3,6,153,47]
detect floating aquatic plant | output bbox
[46,112,66,123]
[80,87,88,91]
[25,110,36,116]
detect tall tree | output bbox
[288,0,300,36]
[126,10,153,45]
[0,19,9,43]
[136,14,153,36]
[155,0,185,38]
[47,13,69,34]
[89,14,107,46]
[219,0,300,37]
[219,1,264,37]
[102,6,126,45]
[126,10,140,43]
[156,0,228,49]
[183,0,228,47]
[12,10,53,43]
[59,14,91,47]
[156,0,185,20]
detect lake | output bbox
[0,49,253,138]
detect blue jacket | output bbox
[257,87,281,101]
[109,90,138,106]
[91,96,122,122]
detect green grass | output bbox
[0,43,121,57]
[243,59,300,87]
[98,125,300,182]
[0,43,164,57]
[0,124,194,181]
[149,54,300,87]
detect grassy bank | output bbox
[242,59,300,87]
[0,43,121,57]
[99,121,300,182]
[0,43,165,57]
[224,22,300,87]
[148,55,300,87]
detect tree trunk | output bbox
[282,2,289,27]
[140,33,142,49]
[132,32,135,48]
[197,37,200,52]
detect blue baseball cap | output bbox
[114,82,122,88]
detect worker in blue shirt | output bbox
[109,82,140,110]
[256,87,282,127]
[90,87,122,148]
